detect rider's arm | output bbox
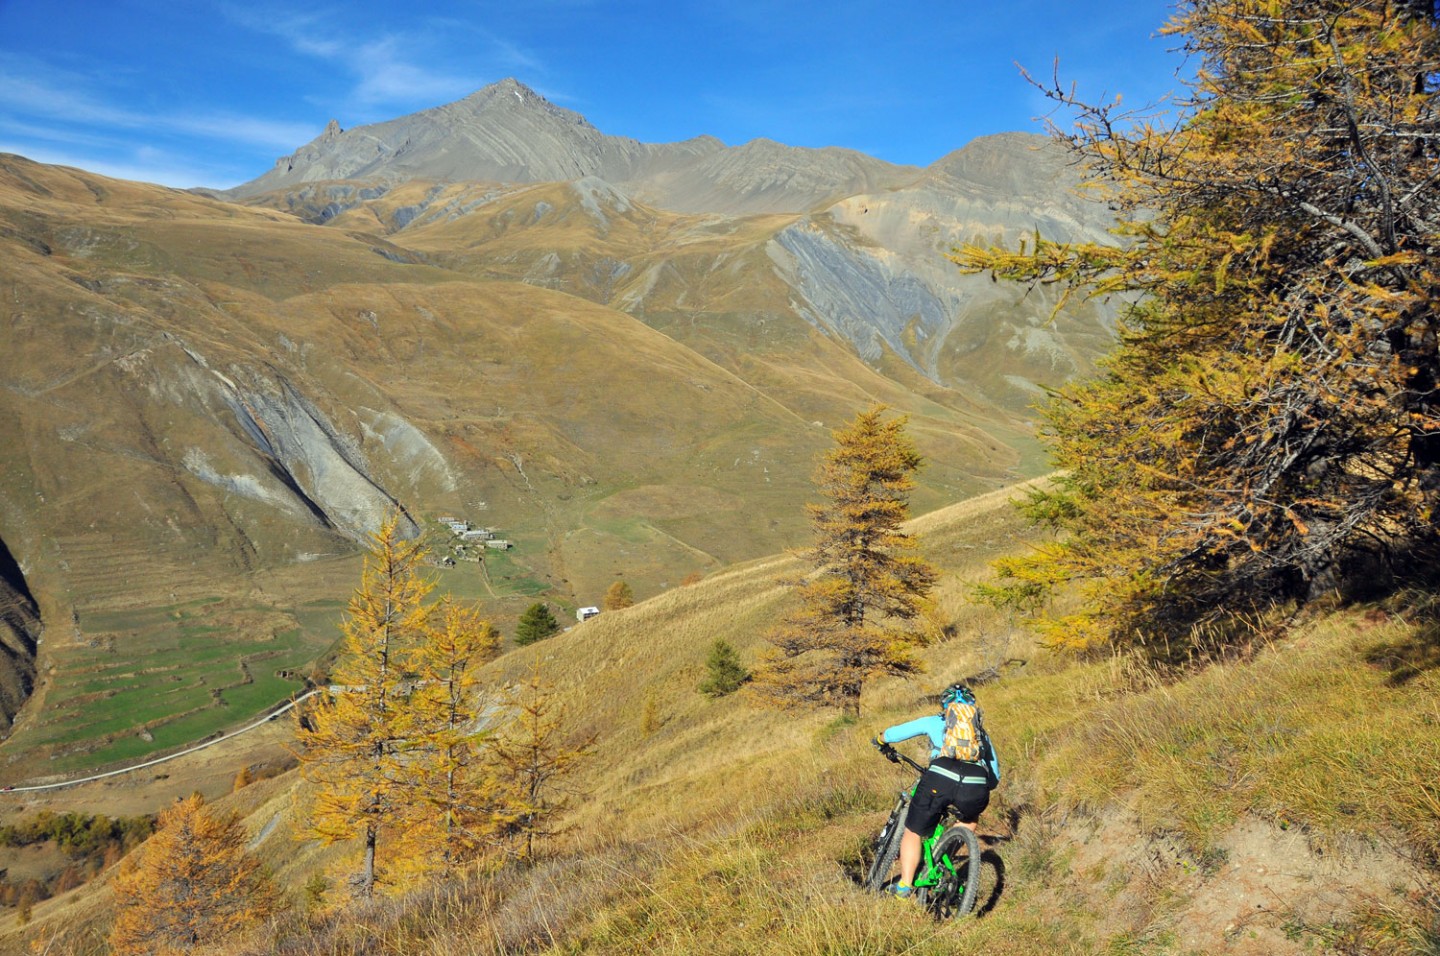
[879,715,945,751]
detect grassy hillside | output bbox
[0,154,1036,770]
[6,483,1436,954]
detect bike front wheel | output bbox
[920,824,981,919]
[864,803,907,891]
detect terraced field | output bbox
[53,533,224,612]
[3,531,571,779]
[8,593,342,776]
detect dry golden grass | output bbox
[7,483,1440,954]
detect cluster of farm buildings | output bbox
[436,516,512,563]
[436,516,600,623]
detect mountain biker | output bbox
[872,683,999,899]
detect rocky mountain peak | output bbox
[924,132,1072,196]
[230,81,917,213]
[447,78,584,125]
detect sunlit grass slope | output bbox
[8,479,1440,954]
[324,485,1440,954]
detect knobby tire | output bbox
[921,824,981,919]
[865,804,905,891]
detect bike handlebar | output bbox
[877,744,927,776]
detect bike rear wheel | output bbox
[919,824,981,918]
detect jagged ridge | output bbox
[231,79,920,215]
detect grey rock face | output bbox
[232,90,1122,409]
[231,79,918,215]
[181,362,422,542]
[0,537,39,735]
[767,133,1120,404]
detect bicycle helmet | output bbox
[938,682,975,708]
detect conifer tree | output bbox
[698,639,750,698]
[602,580,634,610]
[407,596,506,872]
[514,601,560,646]
[109,794,276,955]
[956,0,1440,647]
[296,513,432,897]
[758,406,938,716]
[487,663,596,863]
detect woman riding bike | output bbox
[872,683,1000,899]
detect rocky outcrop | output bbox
[201,368,421,542]
[0,536,39,735]
[766,133,1119,405]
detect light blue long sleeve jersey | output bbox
[881,714,1001,785]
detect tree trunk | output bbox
[362,824,376,897]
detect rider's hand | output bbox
[872,733,888,750]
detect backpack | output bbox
[940,698,985,762]
[938,686,1001,789]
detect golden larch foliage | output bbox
[757,405,939,715]
[404,596,506,873]
[602,580,635,610]
[956,0,1440,648]
[487,661,596,864]
[108,794,276,955]
[296,513,433,896]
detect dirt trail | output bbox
[1059,810,1426,954]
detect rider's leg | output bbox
[954,784,990,835]
[897,770,956,890]
[897,827,923,887]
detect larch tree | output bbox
[109,794,277,955]
[757,405,939,716]
[956,0,1440,649]
[486,662,596,864]
[602,580,634,610]
[297,513,433,897]
[407,596,506,872]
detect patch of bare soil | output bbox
[1066,810,1426,954]
[0,842,68,884]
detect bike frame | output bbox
[913,818,958,889]
[885,751,964,890]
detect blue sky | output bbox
[0,1,1190,190]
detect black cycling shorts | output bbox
[903,758,990,836]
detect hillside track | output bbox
[0,689,315,794]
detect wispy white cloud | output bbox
[0,67,144,128]
[215,5,344,58]
[167,114,320,151]
[0,140,244,189]
[218,3,509,112]
[0,116,126,151]
[349,37,479,106]
[0,57,318,150]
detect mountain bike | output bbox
[865,745,982,919]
